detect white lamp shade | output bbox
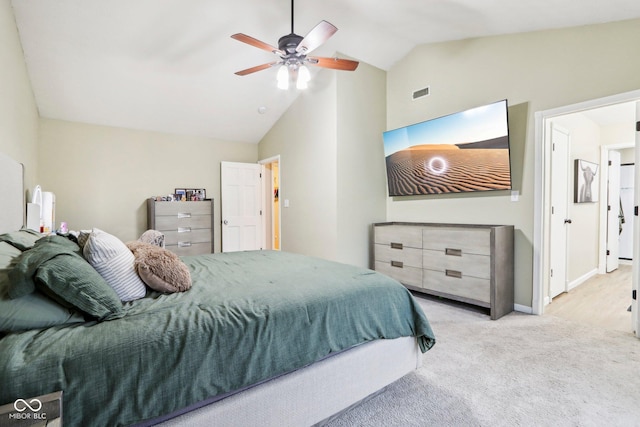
[277,65,289,90]
[296,65,310,89]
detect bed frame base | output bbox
[151,336,421,427]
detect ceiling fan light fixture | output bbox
[277,65,289,90]
[296,65,310,90]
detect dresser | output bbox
[374,222,514,319]
[147,199,214,256]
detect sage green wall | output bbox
[386,18,640,308]
[336,62,387,267]
[258,73,339,261]
[38,118,258,249]
[0,1,39,191]
[259,61,386,267]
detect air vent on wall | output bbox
[412,86,430,100]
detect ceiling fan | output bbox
[231,0,359,89]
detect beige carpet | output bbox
[326,294,640,427]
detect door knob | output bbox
[223,220,228,225]
[564,219,572,224]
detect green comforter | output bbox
[0,250,435,426]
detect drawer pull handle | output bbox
[178,227,192,233]
[390,242,403,250]
[391,260,404,268]
[445,269,462,279]
[178,212,192,219]
[178,241,192,248]
[445,248,462,257]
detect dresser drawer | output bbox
[375,225,422,249]
[154,215,211,231]
[423,248,490,279]
[375,261,422,288]
[163,228,212,246]
[423,227,490,255]
[153,201,212,216]
[375,244,422,268]
[166,242,211,256]
[423,270,490,304]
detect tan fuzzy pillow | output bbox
[126,241,192,293]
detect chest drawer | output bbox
[423,269,490,304]
[375,225,422,249]
[375,244,422,268]
[153,201,212,216]
[423,227,490,255]
[166,242,211,256]
[423,249,490,279]
[154,214,211,231]
[163,228,212,245]
[375,261,422,288]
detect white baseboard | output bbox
[567,268,598,291]
[514,304,533,314]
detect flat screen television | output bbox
[383,99,511,196]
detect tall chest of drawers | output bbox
[374,222,514,320]
[147,199,214,256]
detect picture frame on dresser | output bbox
[175,188,186,201]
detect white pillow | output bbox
[83,228,146,302]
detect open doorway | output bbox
[220,157,281,252]
[259,155,281,250]
[534,90,640,337]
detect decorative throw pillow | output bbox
[83,228,147,301]
[0,283,86,332]
[76,229,92,249]
[126,241,192,293]
[34,251,125,321]
[0,228,43,251]
[139,230,165,248]
[0,241,86,331]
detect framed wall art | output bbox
[574,159,599,203]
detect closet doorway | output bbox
[534,91,640,338]
[259,155,281,251]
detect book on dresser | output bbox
[373,222,514,320]
[147,199,214,256]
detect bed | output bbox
[0,151,435,427]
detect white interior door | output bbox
[619,164,635,259]
[549,124,571,299]
[606,150,621,272]
[633,101,640,337]
[221,161,263,252]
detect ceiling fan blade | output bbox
[295,20,338,54]
[231,33,285,56]
[307,57,359,71]
[234,62,280,76]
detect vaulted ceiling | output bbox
[11,0,640,144]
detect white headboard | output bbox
[0,151,25,234]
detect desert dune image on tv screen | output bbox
[383,100,511,196]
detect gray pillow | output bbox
[34,252,124,321]
[0,278,86,332]
[0,228,44,251]
[0,241,86,332]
